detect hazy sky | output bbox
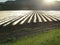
[0,0,7,2]
[0,0,60,2]
[0,0,15,2]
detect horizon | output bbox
[0,0,60,2]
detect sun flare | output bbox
[44,0,55,5]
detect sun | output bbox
[44,0,55,5]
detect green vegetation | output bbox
[1,29,60,45]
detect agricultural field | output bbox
[0,29,60,45]
[0,10,60,45]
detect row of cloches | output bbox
[0,11,60,27]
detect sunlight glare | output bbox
[44,0,55,5]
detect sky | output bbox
[0,0,60,2]
[0,0,15,2]
[0,0,7,2]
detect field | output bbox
[0,29,60,45]
[0,10,60,45]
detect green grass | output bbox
[1,29,60,45]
